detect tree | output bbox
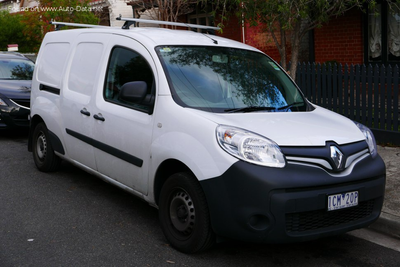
[127,0,197,25]
[0,11,37,52]
[203,0,393,79]
[21,0,100,52]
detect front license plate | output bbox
[327,191,358,211]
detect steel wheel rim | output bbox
[169,189,195,236]
[36,132,47,161]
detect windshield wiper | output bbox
[225,102,305,113]
[225,106,277,113]
[276,102,304,111]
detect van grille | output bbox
[285,199,375,233]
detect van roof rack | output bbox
[116,16,221,31]
[50,21,110,30]
[50,17,220,32]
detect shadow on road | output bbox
[0,128,29,140]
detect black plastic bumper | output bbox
[0,106,30,129]
[200,153,386,243]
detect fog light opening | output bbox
[248,214,270,231]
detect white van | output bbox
[29,18,386,253]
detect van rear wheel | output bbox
[158,172,215,253]
[32,122,61,172]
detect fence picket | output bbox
[361,65,367,125]
[350,65,355,120]
[311,63,316,103]
[367,64,373,128]
[394,65,399,131]
[374,65,380,129]
[380,65,386,130]
[338,64,343,113]
[333,64,338,112]
[355,65,361,122]
[344,64,349,118]
[317,63,321,105]
[387,65,393,130]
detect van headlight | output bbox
[354,122,377,158]
[216,125,286,167]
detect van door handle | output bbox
[94,113,105,122]
[80,108,90,116]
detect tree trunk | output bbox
[288,21,302,80]
[279,27,287,70]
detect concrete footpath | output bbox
[368,146,400,240]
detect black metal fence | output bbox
[296,62,400,145]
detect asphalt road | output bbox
[1,129,400,267]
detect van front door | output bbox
[90,36,157,195]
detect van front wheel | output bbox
[158,172,215,253]
[32,123,61,172]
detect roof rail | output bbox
[116,16,221,31]
[50,21,110,31]
[49,17,221,32]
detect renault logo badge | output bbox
[330,146,344,170]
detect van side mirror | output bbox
[118,81,147,103]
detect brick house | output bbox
[214,2,400,67]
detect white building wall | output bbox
[107,0,133,27]
[0,1,19,12]
[24,0,39,9]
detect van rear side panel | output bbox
[30,32,75,157]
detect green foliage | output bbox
[39,0,99,32]
[20,0,101,52]
[0,11,36,52]
[1,1,101,53]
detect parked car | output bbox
[28,18,386,253]
[0,52,34,129]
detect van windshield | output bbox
[156,46,309,113]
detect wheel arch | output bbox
[28,115,65,155]
[28,115,44,152]
[153,159,194,206]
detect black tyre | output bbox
[32,122,61,172]
[159,172,215,253]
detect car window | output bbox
[104,46,155,113]
[0,58,35,80]
[157,46,306,113]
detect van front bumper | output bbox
[200,153,386,243]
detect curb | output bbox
[368,212,400,240]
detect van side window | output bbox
[104,46,155,113]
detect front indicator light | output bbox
[216,125,286,167]
[0,98,8,106]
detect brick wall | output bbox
[244,23,285,63]
[216,15,242,42]
[314,8,364,65]
[219,8,364,66]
